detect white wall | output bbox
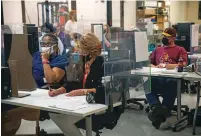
[124,0,136,30]
[25,1,41,26]
[169,1,188,24]
[112,1,120,27]
[3,1,23,24]
[76,0,107,33]
[187,1,201,24]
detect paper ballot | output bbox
[49,103,89,111]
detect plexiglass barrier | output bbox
[101,29,152,107]
[2,22,154,107]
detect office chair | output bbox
[127,77,147,110]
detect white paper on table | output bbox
[131,67,162,75]
[134,32,149,62]
[191,24,199,47]
[44,94,69,100]
[49,103,89,111]
[161,69,187,75]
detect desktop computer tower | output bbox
[1,67,11,99]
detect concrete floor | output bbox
[16,93,201,136]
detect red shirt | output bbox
[151,45,187,66]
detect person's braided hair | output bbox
[79,33,102,66]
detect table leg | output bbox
[85,115,92,136]
[193,81,200,135]
[177,79,182,120]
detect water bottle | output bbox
[196,57,201,73]
[178,56,184,72]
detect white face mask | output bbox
[41,32,46,36]
[41,47,51,52]
[70,40,75,47]
[41,44,57,54]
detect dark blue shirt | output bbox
[32,51,69,88]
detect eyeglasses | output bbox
[40,41,57,47]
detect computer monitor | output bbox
[25,25,39,55]
[175,39,191,52]
[175,22,194,52]
[177,22,194,38]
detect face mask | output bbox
[41,47,50,52]
[70,40,75,47]
[41,32,46,36]
[162,37,169,46]
[41,45,57,54]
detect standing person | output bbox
[103,24,111,51]
[65,10,77,35]
[145,27,187,129]
[54,22,70,49]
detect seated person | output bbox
[33,33,68,88]
[48,33,102,97]
[2,34,69,136]
[48,33,122,136]
[146,27,187,129]
[70,33,83,53]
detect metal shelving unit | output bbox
[136,1,170,33]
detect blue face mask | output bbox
[71,53,80,63]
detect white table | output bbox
[184,73,201,135]
[188,54,201,59]
[1,89,108,136]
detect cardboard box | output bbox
[137,9,144,16]
[145,9,156,15]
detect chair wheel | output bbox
[144,100,148,104]
[139,105,144,110]
[40,129,47,136]
[145,107,150,113]
[193,132,196,135]
[172,126,176,132]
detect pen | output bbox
[49,86,52,92]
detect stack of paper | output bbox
[161,69,187,75]
[49,103,89,111]
[131,67,162,74]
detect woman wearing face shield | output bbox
[33,33,68,88]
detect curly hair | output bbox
[79,33,102,63]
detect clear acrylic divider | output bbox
[101,30,152,108]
